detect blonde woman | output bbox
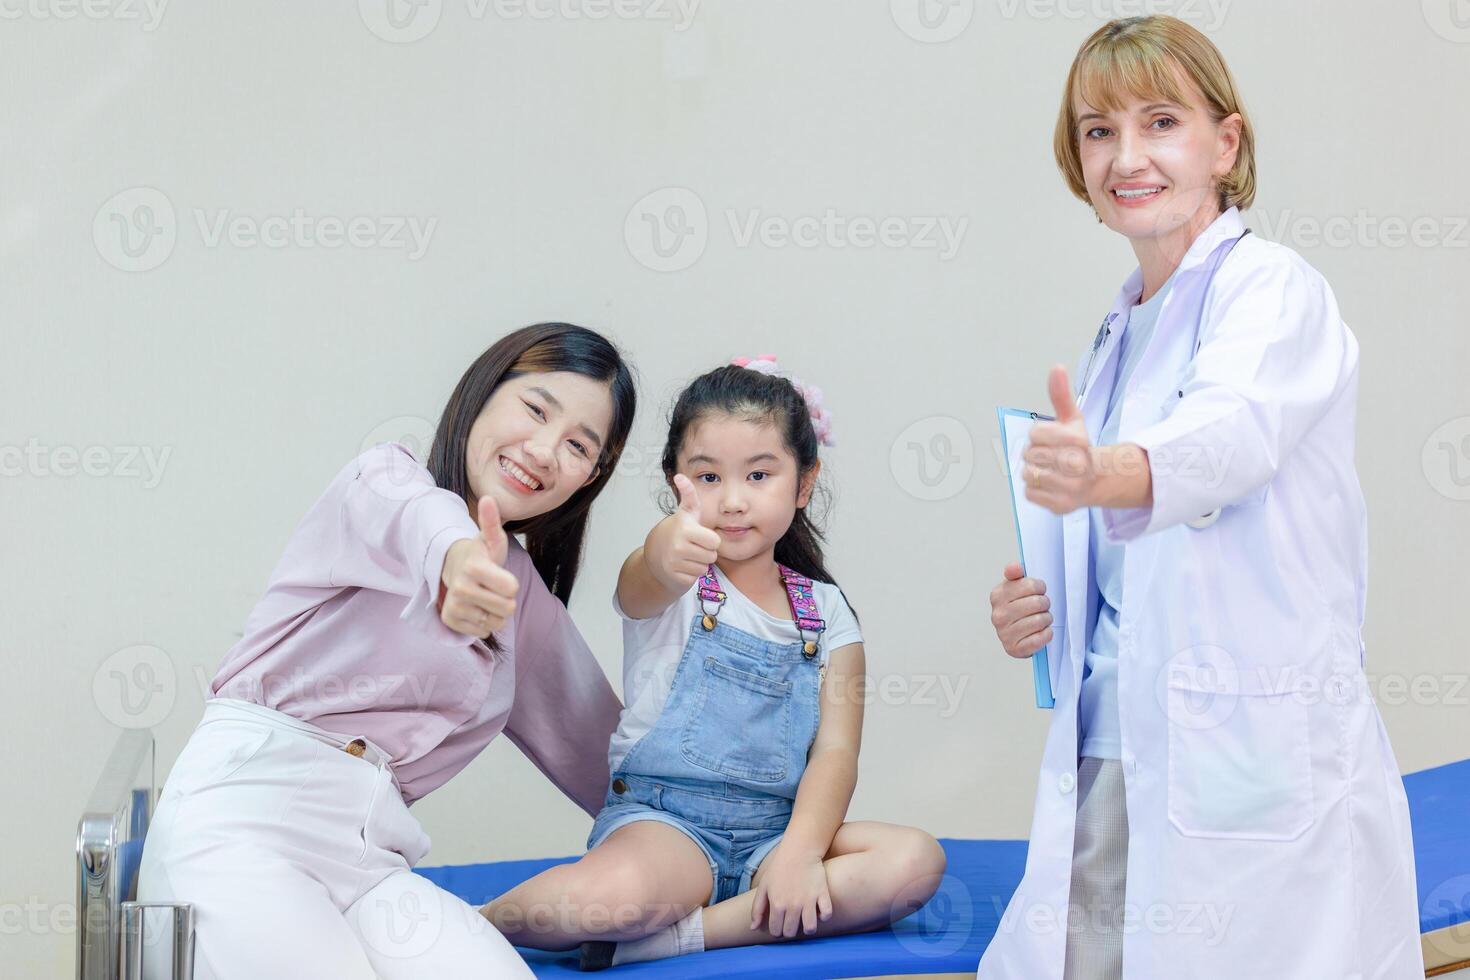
[983,16,1422,980]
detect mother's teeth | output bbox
[500,457,542,490]
[1116,187,1162,198]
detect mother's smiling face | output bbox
[465,370,615,524]
[427,324,637,608]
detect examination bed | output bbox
[76,731,1470,978]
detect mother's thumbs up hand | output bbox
[1023,365,1100,515]
[439,494,521,638]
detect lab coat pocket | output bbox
[1166,663,1314,841]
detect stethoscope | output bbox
[1073,228,1253,530]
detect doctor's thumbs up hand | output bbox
[1023,365,1101,515]
[990,562,1053,658]
[644,473,723,594]
[440,494,521,638]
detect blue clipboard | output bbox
[996,407,1059,709]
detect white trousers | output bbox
[137,698,532,980]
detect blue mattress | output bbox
[419,758,1469,977]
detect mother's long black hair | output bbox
[428,322,637,607]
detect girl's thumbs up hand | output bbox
[439,494,520,639]
[645,473,723,594]
[1023,364,1099,515]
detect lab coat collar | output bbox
[1106,206,1244,312]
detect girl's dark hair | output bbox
[661,365,854,621]
[428,322,637,611]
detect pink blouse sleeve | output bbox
[324,442,482,646]
[503,567,623,818]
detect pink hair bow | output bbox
[729,354,835,447]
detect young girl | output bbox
[483,355,946,969]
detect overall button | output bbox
[1058,772,1076,794]
[612,778,628,795]
[344,738,367,758]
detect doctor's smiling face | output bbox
[1074,76,1242,266]
[1054,16,1256,287]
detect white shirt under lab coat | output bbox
[977,207,1424,979]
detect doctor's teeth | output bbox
[1115,187,1162,198]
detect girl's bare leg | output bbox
[702,821,946,950]
[480,821,714,951]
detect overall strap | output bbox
[696,564,827,658]
[778,564,827,658]
[696,566,727,632]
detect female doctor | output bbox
[981,16,1423,980]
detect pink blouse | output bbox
[211,442,622,811]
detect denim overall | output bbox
[587,564,827,903]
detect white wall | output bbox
[5,2,1469,974]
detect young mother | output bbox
[138,323,637,979]
[984,17,1422,980]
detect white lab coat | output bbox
[977,207,1425,979]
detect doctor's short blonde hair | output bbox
[1053,15,1256,215]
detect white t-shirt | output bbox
[606,570,864,773]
